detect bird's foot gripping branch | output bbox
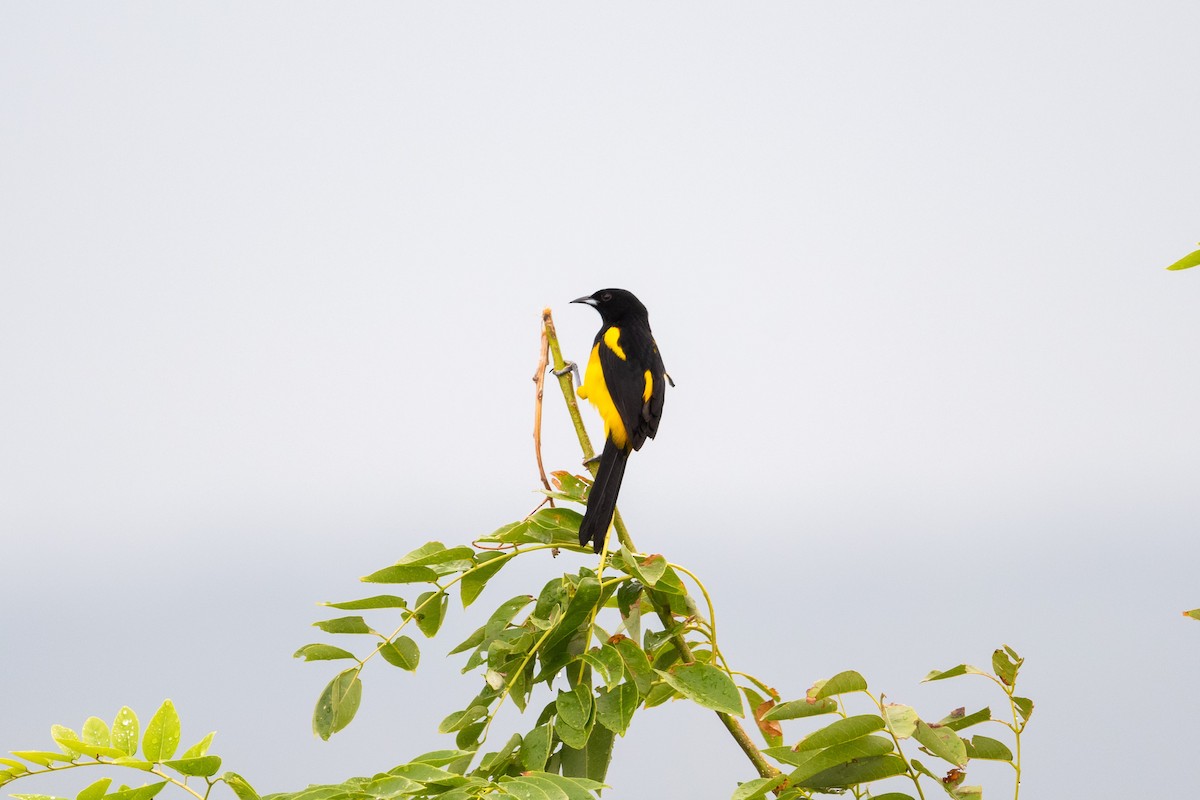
[2,307,1032,800]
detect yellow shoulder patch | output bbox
[643,370,653,402]
[603,327,626,360]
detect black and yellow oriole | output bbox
[571,288,669,552]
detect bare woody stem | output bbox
[540,307,781,782]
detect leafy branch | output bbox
[4,304,1038,800]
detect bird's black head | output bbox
[570,288,649,324]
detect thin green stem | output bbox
[1005,689,1022,799]
[482,623,560,742]
[1,762,206,800]
[867,693,927,800]
[667,561,725,670]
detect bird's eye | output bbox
[601,292,612,302]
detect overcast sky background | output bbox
[3,3,1199,798]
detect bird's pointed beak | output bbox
[571,295,598,306]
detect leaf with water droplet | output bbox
[81,718,110,749]
[111,707,139,756]
[312,669,362,740]
[142,701,181,762]
[163,756,222,777]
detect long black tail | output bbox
[578,438,630,553]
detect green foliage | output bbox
[1165,247,1200,270]
[0,701,255,800]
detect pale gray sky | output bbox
[3,3,1198,798]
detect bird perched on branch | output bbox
[571,288,669,552]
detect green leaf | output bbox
[312,669,362,740]
[397,542,475,568]
[964,735,1013,761]
[462,552,515,608]
[538,576,603,674]
[293,644,358,662]
[111,757,153,770]
[181,732,215,759]
[222,772,261,800]
[813,670,867,699]
[456,720,486,750]
[913,720,967,767]
[527,508,586,545]
[730,775,788,800]
[482,520,544,545]
[312,616,373,635]
[883,703,918,738]
[485,594,536,640]
[558,726,614,785]
[923,664,987,682]
[51,725,82,756]
[361,564,439,584]
[936,707,991,731]
[390,762,467,785]
[12,795,69,800]
[1166,248,1200,270]
[787,735,895,783]
[763,697,839,720]
[112,707,139,756]
[449,625,485,657]
[76,778,112,800]
[102,781,168,800]
[655,663,742,716]
[795,715,885,751]
[162,756,222,777]
[499,776,561,800]
[1013,696,1034,723]
[623,551,667,587]
[438,706,488,734]
[1184,608,1200,620]
[991,648,1018,686]
[142,701,181,762]
[379,635,420,671]
[555,716,590,751]
[548,470,590,502]
[595,683,640,736]
[10,751,75,767]
[322,595,408,610]
[414,591,449,637]
[643,564,687,596]
[794,754,908,789]
[478,733,524,777]
[521,724,553,772]
[611,638,655,695]
[556,685,593,731]
[409,749,475,767]
[81,718,110,748]
[581,645,625,690]
[0,758,29,775]
[49,738,127,759]
[642,681,679,709]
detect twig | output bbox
[540,307,781,783]
[532,319,554,501]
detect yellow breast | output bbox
[577,340,630,449]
